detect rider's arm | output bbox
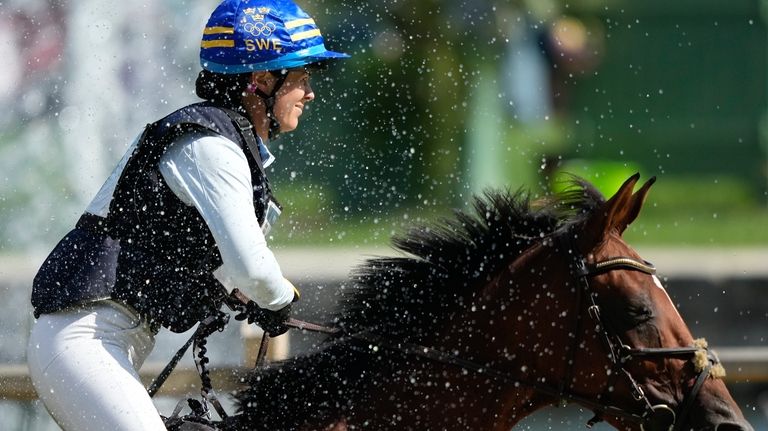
[158,130,294,311]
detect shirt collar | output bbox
[257,136,275,168]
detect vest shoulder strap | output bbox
[215,107,267,178]
[153,103,268,180]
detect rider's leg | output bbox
[27,300,166,431]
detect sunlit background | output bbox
[1,0,767,429]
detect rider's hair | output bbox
[195,70,251,107]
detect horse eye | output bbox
[602,296,653,331]
[626,305,653,325]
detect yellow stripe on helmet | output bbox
[284,18,315,29]
[290,29,321,42]
[201,39,235,49]
[203,26,235,35]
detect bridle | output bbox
[282,235,722,431]
[558,234,722,430]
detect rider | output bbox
[26,0,348,429]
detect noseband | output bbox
[560,236,722,431]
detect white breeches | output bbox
[27,300,166,431]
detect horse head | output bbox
[490,174,752,430]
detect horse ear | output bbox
[616,176,656,234]
[582,173,640,243]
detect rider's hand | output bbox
[234,301,291,336]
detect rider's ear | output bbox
[582,173,640,243]
[616,176,656,234]
[249,71,274,94]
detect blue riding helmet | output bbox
[200,0,349,73]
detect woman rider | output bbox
[26,1,348,429]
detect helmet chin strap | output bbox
[253,71,289,140]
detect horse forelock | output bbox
[334,179,606,336]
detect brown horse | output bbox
[225,174,752,431]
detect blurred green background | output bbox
[271,0,768,247]
[0,0,767,254]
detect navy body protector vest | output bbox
[32,103,277,332]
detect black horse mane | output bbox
[333,178,605,338]
[229,179,605,430]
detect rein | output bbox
[148,311,231,425]
[151,239,720,430]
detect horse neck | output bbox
[389,242,573,426]
[454,242,576,418]
[324,246,564,429]
[337,351,536,430]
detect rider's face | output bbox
[272,69,315,133]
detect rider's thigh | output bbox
[27,301,165,431]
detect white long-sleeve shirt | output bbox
[86,130,293,311]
